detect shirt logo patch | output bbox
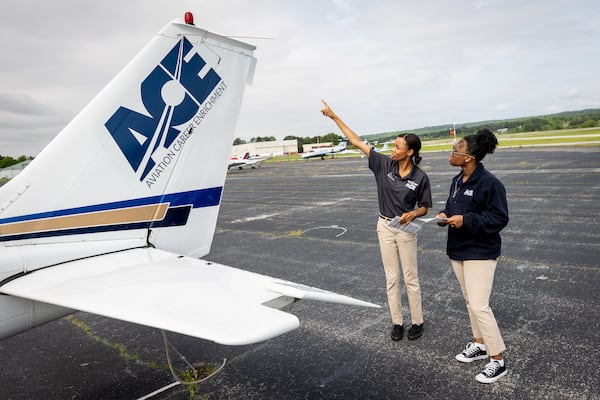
[405,180,418,191]
[464,189,474,196]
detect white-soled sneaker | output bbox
[455,342,488,363]
[476,360,507,383]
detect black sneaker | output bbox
[455,342,488,363]
[476,359,507,383]
[407,323,424,340]
[390,324,403,341]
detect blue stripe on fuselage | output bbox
[0,187,222,225]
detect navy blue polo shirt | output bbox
[368,150,432,218]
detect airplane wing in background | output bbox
[228,153,268,169]
[228,159,247,169]
[0,247,378,345]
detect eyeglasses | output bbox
[451,146,473,157]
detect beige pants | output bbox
[451,259,506,356]
[376,217,423,325]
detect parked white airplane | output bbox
[228,152,268,169]
[0,14,378,346]
[301,140,348,160]
[371,141,393,152]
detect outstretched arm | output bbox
[320,99,371,157]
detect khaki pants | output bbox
[376,217,423,325]
[451,259,506,356]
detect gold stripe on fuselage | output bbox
[0,203,169,236]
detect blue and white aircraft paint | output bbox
[0,14,378,346]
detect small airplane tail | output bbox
[0,14,379,346]
[0,17,257,260]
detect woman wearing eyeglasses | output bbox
[320,99,432,342]
[436,128,509,383]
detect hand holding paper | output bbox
[388,216,447,233]
[417,217,447,224]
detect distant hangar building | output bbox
[230,139,298,157]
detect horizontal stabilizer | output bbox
[0,248,378,345]
[267,281,379,308]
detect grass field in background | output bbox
[265,127,600,163]
[421,127,600,152]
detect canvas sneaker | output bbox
[476,359,507,383]
[455,342,488,363]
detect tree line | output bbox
[0,155,30,169]
[365,108,600,143]
[4,109,597,165]
[233,108,599,150]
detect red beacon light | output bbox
[184,12,194,25]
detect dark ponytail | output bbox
[399,133,423,165]
[464,128,498,162]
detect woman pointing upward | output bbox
[321,99,432,341]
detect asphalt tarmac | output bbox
[1,147,598,399]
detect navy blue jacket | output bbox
[440,163,509,260]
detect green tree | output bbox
[250,136,277,142]
[0,155,27,169]
[580,119,597,128]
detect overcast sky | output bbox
[1,0,598,156]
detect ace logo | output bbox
[105,36,221,182]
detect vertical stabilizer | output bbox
[0,17,256,259]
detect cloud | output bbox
[0,0,598,156]
[0,92,72,155]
